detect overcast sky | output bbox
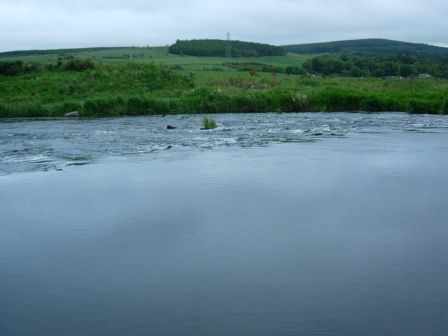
[1,0,447,52]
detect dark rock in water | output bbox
[65,111,80,117]
[161,114,167,117]
[167,125,177,130]
[166,145,173,149]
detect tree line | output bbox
[302,54,448,78]
[0,58,95,76]
[169,39,287,57]
[284,39,448,58]
[226,54,448,78]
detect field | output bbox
[1,46,447,117]
[0,46,310,70]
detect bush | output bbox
[359,96,388,112]
[440,99,448,114]
[64,59,95,71]
[0,104,8,117]
[83,97,125,116]
[127,97,171,115]
[59,101,83,114]
[310,87,364,111]
[0,61,24,76]
[228,94,258,113]
[23,62,40,73]
[202,116,217,129]
[285,66,307,76]
[181,88,229,113]
[3,103,49,117]
[408,98,440,114]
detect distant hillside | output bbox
[169,39,287,57]
[283,39,448,57]
[0,47,133,58]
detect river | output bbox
[1,113,448,335]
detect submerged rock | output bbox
[65,111,80,117]
[166,125,177,130]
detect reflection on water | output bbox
[1,113,448,336]
[1,112,448,174]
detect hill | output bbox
[0,45,307,71]
[283,39,448,57]
[169,39,287,57]
[0,47,132,58]
[0,47,172,64]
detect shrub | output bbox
[58,101,84,114]
[359,96,388,112]
[229,94,258,113]
[4,103,49,117]
[0,104,9,117]
[64,59,95,71]
[126,97,171,115]
[23,63,40,74]
[310,87,363,111]
[202,116,217,129]
[440,99,448,114]
[408,98,440,114]
[83,97,125,116]
[181,88,229,113]
[0,61,24,76]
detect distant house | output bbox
[418,73,433,79]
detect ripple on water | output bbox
[1,112,448,174]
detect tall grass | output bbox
[1,88,448,117]
[202,116,217,129]
[1,62,447,117]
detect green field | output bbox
[0,46,310,70]
[1,46,447,117]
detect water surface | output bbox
[2,112,448,175]
[1,113,448,335]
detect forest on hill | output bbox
[283,39,448,57]
[303,54,448,78]
[169,39,287,57]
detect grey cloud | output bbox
[0,0,447,51]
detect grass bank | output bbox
[1,62,447,117]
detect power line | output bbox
[226,32,232,71]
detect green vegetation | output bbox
[169,39,287,57]
[303,54,448,78]
[1,62,447,117]
[1,40,448,118]
[0,47,175,65]
[0,47,133,59]
[202,116,218,129]
[0,46,309,73]
[283,38,448,57]
[0,59,96,77]
[229,62,307,75]
[0,61,35,76]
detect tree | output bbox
[400,64,417,78]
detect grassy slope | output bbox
[0,46,310,70]
[1,64,447,116]
[1,46,448,116]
